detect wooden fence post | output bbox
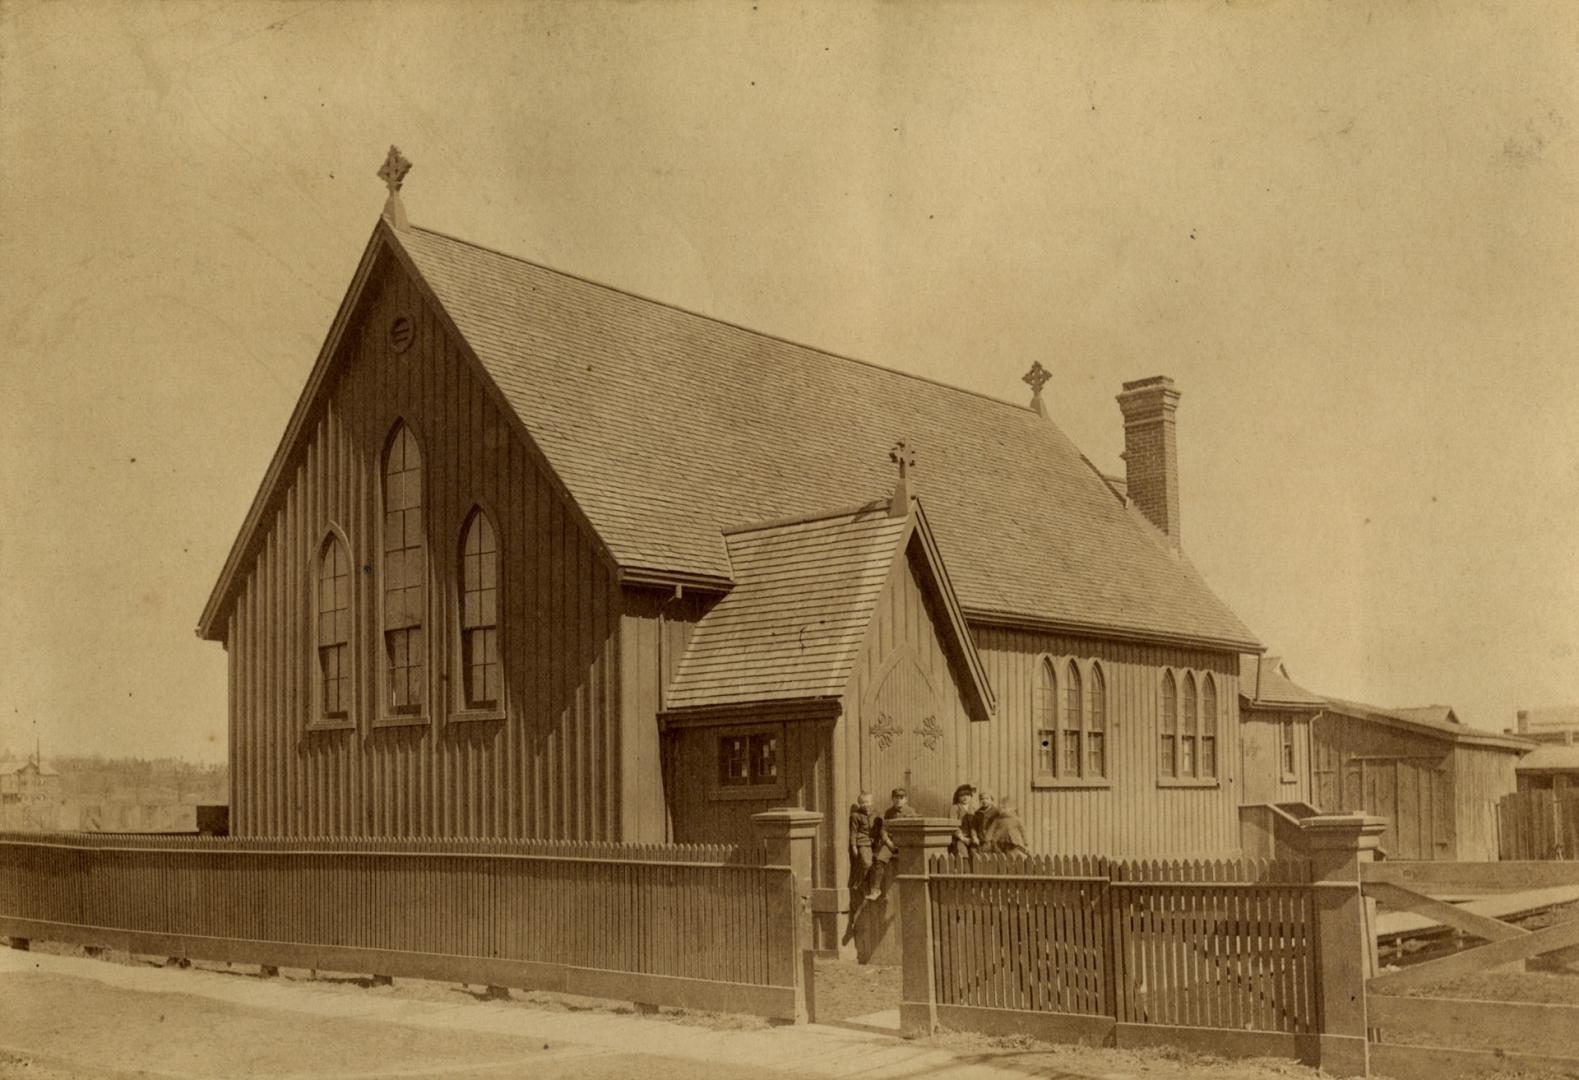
[1299,813,1387,1078]
[753,808,824,1024]
[888,817,959,1038]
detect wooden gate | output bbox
[863,650,955,815]
[1361,860,1579,1077]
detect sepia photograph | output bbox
[1,1,1576,1077]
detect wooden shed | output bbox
[1313,699,1530,861]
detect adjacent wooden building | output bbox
[200,165,1285,949]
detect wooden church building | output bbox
[199,153,1271,942]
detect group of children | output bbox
[847,783,1031,904]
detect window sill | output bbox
[1280,774,1300,784]
[710,783,787,802]
[1157,777,1220,789]
[1032,776,1111,790]
[372,714,429,730]
[449,708,505,724]
[305,719,355,733]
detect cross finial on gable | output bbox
[377,146,413,229]
[889,439,916,518]
[1023,361,1052,417]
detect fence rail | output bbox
[0,831,801,1019]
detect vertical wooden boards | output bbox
[223,249,621,840]
[970,628,1241,860]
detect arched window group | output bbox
[311,420,504,724]
[1159,669,1218,780]
[1032,657,1107,781]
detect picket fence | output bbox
[0,830,804,1019]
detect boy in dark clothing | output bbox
[867,787,920,899]
[848,791,877,905]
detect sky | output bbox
[1,0,1575,764]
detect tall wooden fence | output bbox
[926,854,1318,1042]
[1498,791,1579,860]
[0,831,805,1020]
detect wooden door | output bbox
[862,651,955,816]
[1311,721,1341,811]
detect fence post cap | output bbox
[884,816,958,846]
[750,808,824,838]
[1297,813,1388,849]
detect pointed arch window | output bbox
[1034,658,1057,777]
[1201,673,1218,779]
[316,532,352,720]
[459,507,501,712]
[382,422,425,715]
[1062,661,1083,776]
[1160,671,1178,777]
[1088,663,1107,778]
[1181,673,1199,777]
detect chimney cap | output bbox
[1119,374,1179,394]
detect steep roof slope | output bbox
[667,508,909,709]
[394,225,1258,651]
[1239,655,1327,710]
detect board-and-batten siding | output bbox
[834,544,976,880]
[971,627,1242,858]
[1452,745,1519,862]
[618,589,709,843]
[226,251,621,839]
[1239,707,1315,808]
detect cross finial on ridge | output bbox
[1023,361,1052,416]
[378,146,413,229]
[888,440,915,518]
[378,146,412,196]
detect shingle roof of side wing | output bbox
[394,225,1260,650]
[1239,655,1327,709]
[666,508,908,709]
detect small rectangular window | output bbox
[718,731,779,790]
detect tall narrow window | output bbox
[1034,659,1057,777]
[1088,663,1107,778]
[1160,671,1178,777]
[459,508,500,711]
[316,533,352,720]
[1181,673,1198,777]
[382,422,425,715]
[1063,661,1083,777]
[1281,719,1297,778]
[1201,674,1218,778]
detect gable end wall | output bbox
[225,249,621,839]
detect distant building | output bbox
[0,755,63,830]
[1508,707,1579,797]
[1511,705,1579,743]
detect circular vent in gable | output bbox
[388,315,414,354]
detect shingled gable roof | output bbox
[664,500,994,716]
[395,224,1258,650]
[200,215,1261,651]
[1238,655,1326,711]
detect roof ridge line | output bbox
[403,224,1043,419]
[721,500,893,536]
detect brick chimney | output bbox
[1116,376,1182,546]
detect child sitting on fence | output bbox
[848,792,877,905]
[866,787,921,900]
[949,784,978,859]
[974,791,1030,857]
